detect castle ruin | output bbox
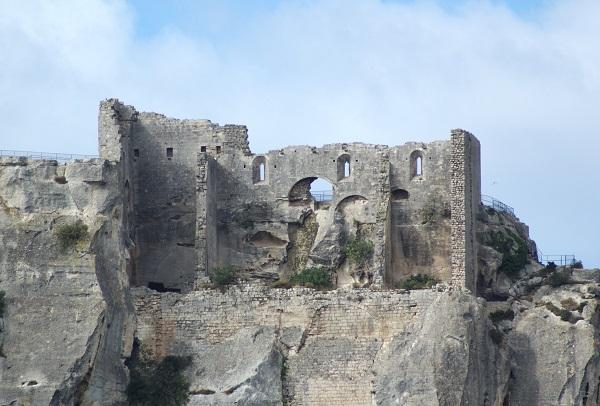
[98,99,481,293]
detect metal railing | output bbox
[310,190,333,202]
[481,194,515,216]
[537,250,576,267]
[0,150,98,162]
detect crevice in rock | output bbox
[190,389,216,395]
[49,311,105,406]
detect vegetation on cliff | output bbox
[208,266,236,287]
[290,267,331,289]
[127,355,192,406]
[55,220,89,250]
[398,274,439,290]
[487,229,528,278]
[343,238,374,267]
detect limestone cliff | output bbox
[1,156,599,406]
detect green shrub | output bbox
[419,204,437,224]
[487,230,528,278]
[208,266,236,287]
[546,261,557,271]
[545,302,581,322]
[399,274,439,290]
[489,309,515,324]
[290,267,331,289]
[545,271,570,287]
[572,260,584,269]
[344,239,374,267]
[0,290,5,317]
[538,265,555,277]
[127,355,192,406]
[56,220,88,249]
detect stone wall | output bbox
[195,153,217,287]
[386,141,453,286]
[99,99,250,292]
[132,285,502,405]
[97,100,482,291]
[450,129,481,292]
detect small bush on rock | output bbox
[290,267,331,289]
[487,230,528,278]
[127,355,192,406]
[208,266,236,287]
[344,239,374,267]
[545,271,570,287]
[399,274,439,290]
[56,220,88,250]
[572,260,584,269]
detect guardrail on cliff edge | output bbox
[481,194,515,216]
[0,150,99,162]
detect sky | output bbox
[0,0,598,267]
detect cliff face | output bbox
[0,157,134,406]
[0,157,599,406]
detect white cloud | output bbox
[0,0,598,266]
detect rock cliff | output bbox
[1,157,599,405]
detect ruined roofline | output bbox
[101,99,471,159]
[257,139,453,156]
[101,98,246,129]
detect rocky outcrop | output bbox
[0,157,135,406]
[505,280,600,405]
[1,155,599,406]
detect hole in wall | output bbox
[289,177,333,208]
[201,146,206,152]
[166,147,173,158]
[249,231,287,247]
[391,189,409,201]
[147,282,181,293]
[134,149,140,157]
[216,146,222,154]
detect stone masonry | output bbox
[98,99,481,293]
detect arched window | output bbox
[337,154,351,180]
[252,156,267,184]
[410,150,424,178]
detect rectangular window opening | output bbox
[133,149,139,158]
[166,147,173,158]
[216,146,222,154]
[200,146,206,152]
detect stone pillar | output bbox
[195,153,217,288]
[450,129,481,293]
[97,99,137,162]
